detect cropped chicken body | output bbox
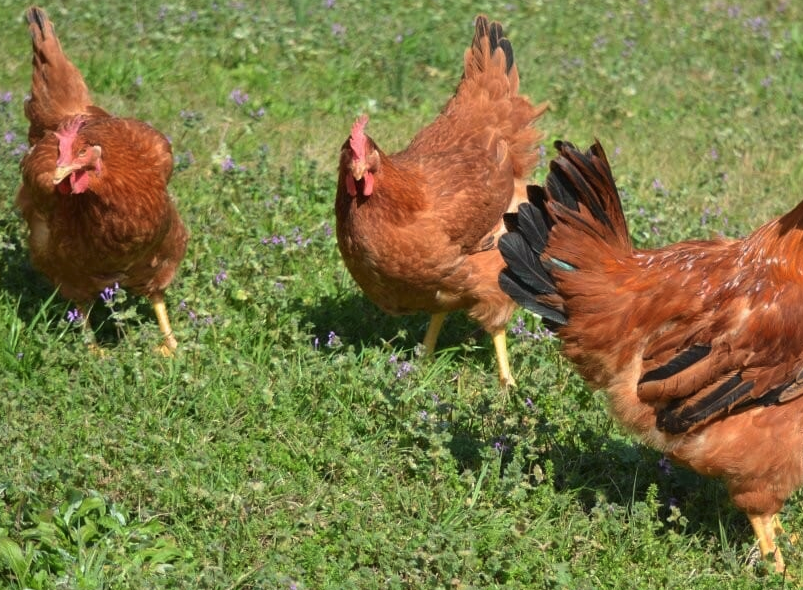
[500,140,803,571]
[335,15,546,385]
[16,6,187,353]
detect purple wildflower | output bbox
[66,308,84,323]
[214,269,228,285]
[396,361,413,379]
[493,436,509,453]
[12,143,28,156]
[420,410,428,420]
[709,147,719,160]
[274,281,285,290]
[658,455,672,475]
[525,397,534,409]
[100,282,120,303]
[1,91,11,103]
[4,131,15,144]
[326,0,335,7]
[652,178,665,192]
[745,16,769,36]
[229,88,249,106]
[221,156,236,172]
[326,331,340,347]
[331,23,346,36]
[250,107,265,119]
[761,76,772,88]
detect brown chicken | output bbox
[499,139,803,571]
[335,15,546,386]
[16,6,188,354]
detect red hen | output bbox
[500,140,803,572]
[16,6,188,354]
[335,15,547,385]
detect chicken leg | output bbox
[748,513,786,573]
[422,312,448,355]
[151,293,177,356]
[492,328,515,387]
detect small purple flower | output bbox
[614,146,622,157]
[4,131,15,144]
[100,282,119,303]
[16,352,23,360]
[419,410,428,420]
[326,331,340,347]
[66,308,84,323]
[760,76,772,88]
[323,222,333,237]
[1,91,11,103]
[250,107,265,119]
[651,178,665,191]
[274,281,285,290]
[134,75,143,87]
[331,23,346,36]
[221,156,236,172]
[12,143,28,156]
[214,269,228,285]
[525,397,534,409]
[493,436,509,453]
[709,147,719,160]
[658,455,672,475]
[431,393,440,403]
[325,0,335,7]
[229,88,249,106]
[395,361,413,379]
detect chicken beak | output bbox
[351,160,366,182]
[53,165,74,185]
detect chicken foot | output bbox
[748,513,786,573]
[151,293,177,356]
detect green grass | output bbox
[1,0,803,587]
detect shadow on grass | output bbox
[0,235,160,347]
[295,290,492,354]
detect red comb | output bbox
[349,114,368,160]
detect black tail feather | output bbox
[499,139,626,329]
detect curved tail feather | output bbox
[499,140,630,329]
[24,6,104,143]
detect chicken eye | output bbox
[77,148,87,157]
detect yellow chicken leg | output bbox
[151,294,177,356]
[749,513,786,573]
[422,312,448,355]
[492,328,515,387]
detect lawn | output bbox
[1,0,803,588]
